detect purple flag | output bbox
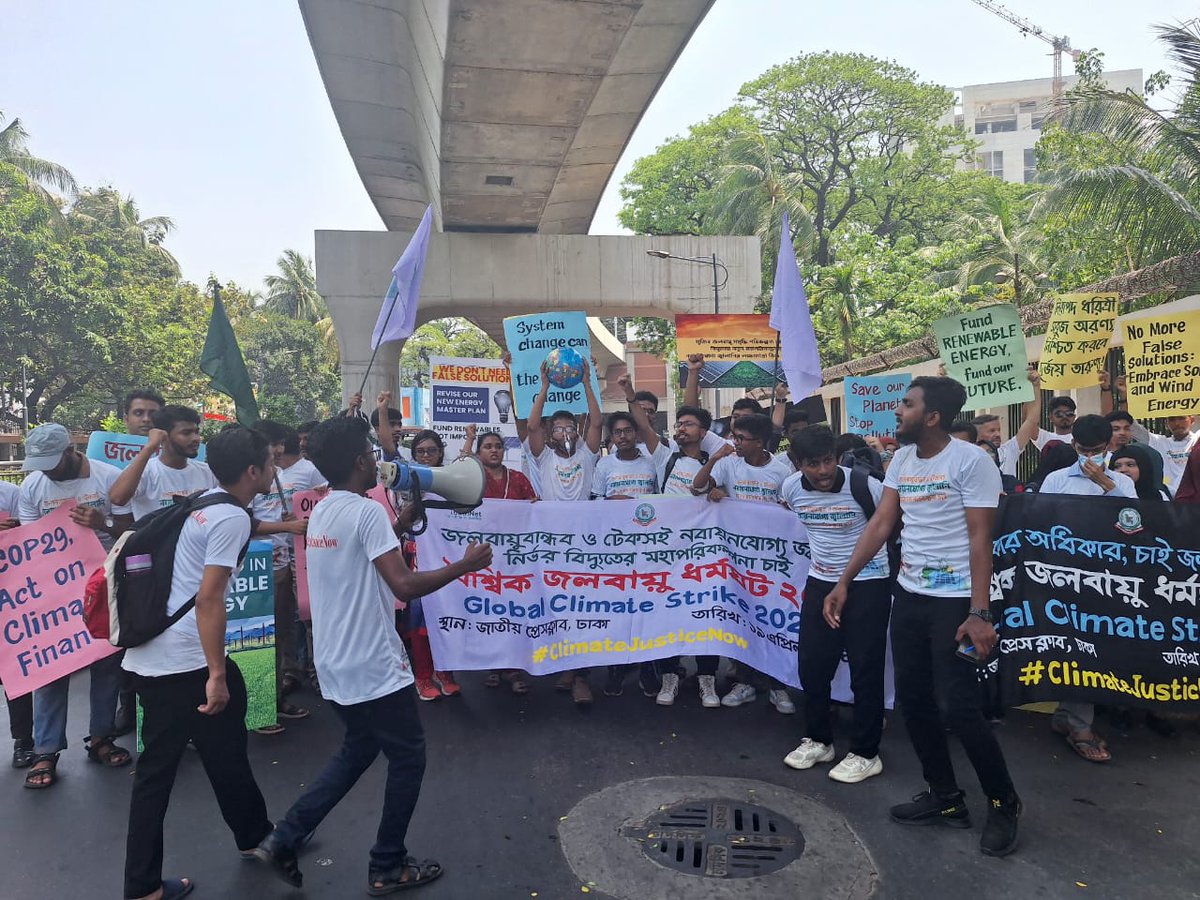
[371,205,433,349]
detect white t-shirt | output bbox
[127,458,217,521]
[782,467,889,582]
[711,453,794,503]
[526,440,598,502]
[997,437,1021,478]
[1148,432,1196,494]
[884,439,1001,597]
[0,481,19,520]
[19,459,125,550]
[659,431,730,457]
[1039,462,1137,498]
[252,458,327,569]
[1034,427,1072,451]
[592,450,660,498]
[774,450,799,474]
[305,491,413,705]
[122,490,250,677]
[655,445,706,495]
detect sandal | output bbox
[12,740,35,769]
[1063,732,1111,762]
[85,735,132,768]
[368,858,444,895]
[23,752,59,789]
[501,670,529,695]
[277,701,310,720]
[160,876,195,900]
[253,723,286,736]
[483,671,502,688]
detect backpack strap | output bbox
[662,449,708,494]
[848,466,877,519]
[163,491,251,629]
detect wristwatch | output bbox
[104,516,115,530]
[968,607,993,623]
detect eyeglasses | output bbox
[551,426,578,436]
[732,434,761,443]
[611,427,636,437]
[412,446,441,458]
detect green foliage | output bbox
[398,318,501,387]
[240,312,341,425]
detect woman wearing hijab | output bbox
[1109,444,1170,501]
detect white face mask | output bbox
[1078,453,1106,468]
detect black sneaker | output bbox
[252,829,303,887]
[638,664,660,698]
[604,667,625,697]
[980,794,1022,857]
[889,790,971,829]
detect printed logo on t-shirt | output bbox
[606,472,657,497]
[554,460,585,490]
[40,492,104,516]
[730,480,781,502]
[907,559,965,591]
[896,474,951,503]
[793,504,860,528]
[306,534,339,549]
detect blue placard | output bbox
[502,312,600,417]
[844,374,911,436]
[86,431,206,470]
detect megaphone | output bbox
[378,456,485,511]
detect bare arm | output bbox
[110,428,167,506]
[956,506,999,656]
[196,565,233,714]
[582,358,603,453]
[526,362,551,457]
[374,541,492,602]
[375,391,396,459]
[1014,368,1042,450]
[459,424,477,458]
[822,488,901,628]
[693,443,733,493]
[771,382,788,429]
[502,352,530,442]
[619,373,659,453]
[683,354,704,409]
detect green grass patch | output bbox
[231,645,277,731]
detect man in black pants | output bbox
[825,376,1021,856]
[781,425,891,783]
[254,417,492,893]
[122,427,277,900]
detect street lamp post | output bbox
[647,249,730,416]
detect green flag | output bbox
[201,286,260,427]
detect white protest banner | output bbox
[418,497,810,687]
[0,504,116,698]
[429,356,521,464]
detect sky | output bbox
[4,0,1195,290]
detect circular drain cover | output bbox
[622,798,804,879]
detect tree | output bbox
[1041,22,1200,267]
[947,189,1051,305]
[398,319,500,387]
[263,249,326,320]
[808,262,863,360]
[71,187,178,274]
[240,312,341,424]
[0,111,76,215]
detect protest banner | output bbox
[429,356,521,465]
[502,312,599,418]
[993,494,1200,711]
[86,431,207,470]
[933,304,1033,406]
[225,540,276,729]
[1122,309,1200,418]
[1037,293,1119,389]
[0,504,115,699]
[419,497,811,688]
[844,374,911,436]
[675,314,781,389]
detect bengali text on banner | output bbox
[1037,293,1118,389]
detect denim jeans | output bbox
[272,686,426,875]
[33,651,123,755]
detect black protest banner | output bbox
[992,494,1200,711]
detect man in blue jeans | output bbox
[255,416,492,893]
[825,377,1022,857]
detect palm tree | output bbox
[712,124,815,264]
[949,193,1050,305]
[72,187,178,272]
[1041,22,1200,267]
[808,262,863,360]
[264,250,327,321]
[0,111,77,215]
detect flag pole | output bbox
[356,286,401,401]
[771,329,782,416]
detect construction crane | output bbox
[969,0,1082,97]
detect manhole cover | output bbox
[622,798,804,878]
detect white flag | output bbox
[371,205,433,349]
[769,211,822,399]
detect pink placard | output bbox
[0,503,116,699]
[294,486,399,620]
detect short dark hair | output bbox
[732,413,772,443]
[1073,414,1112,448]
[1049,396,1077,413]
[909,376,967,432]
[550,410,577,428]
[308,417,371,485]
[784,408,810,429]
[791,424,836,464]
[297,420,319,435]
[835,433,867,457]
[950,420,979,442]
[633,390,659,410]
[607,411,637,434]
[151,404,200,433]
[1105,410,1135,426]
[123,389,165,414]
[675,405,712,431]
[732,397,765,415]
[476,430,504,452]
[206,426,270,485]
[369,407,403,428]
[219,422,243,433]
[255,420,291,446]
[971,414,1000,426]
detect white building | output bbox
[941,70,1143,184]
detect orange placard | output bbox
[675,314,780,388]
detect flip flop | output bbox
[1064,732,1111,762]
[483,671,502,688]
[368,858,443,895]
[161,876,195,900]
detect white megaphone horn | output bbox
[378,456,485,511]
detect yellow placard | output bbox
[1037,293,1119,389]
[1124,310,1200,418]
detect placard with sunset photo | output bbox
[675,313,781,388]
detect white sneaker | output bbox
[656,673,680,706]
[828,753,883,784]
[721,682,757,707]
[769,689,796,714]
[783,738,835,770]
[698,675,721,708]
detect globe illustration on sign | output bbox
[545,347,585,389]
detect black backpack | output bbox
[84,491,249,648]
[846,467,902,580]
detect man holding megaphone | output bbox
[254,416,491,893]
